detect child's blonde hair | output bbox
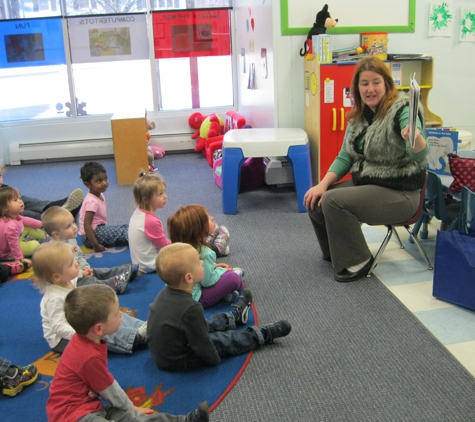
[133,172,166,212]
[167,204,209,251]
[32,242,72,291]
[0,186,20,218]
[156,242,196,287]
[42,206,72,236]
[65,285,117,335]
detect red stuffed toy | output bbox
[189,113,224,153]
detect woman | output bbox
[304,56,429,282]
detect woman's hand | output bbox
[215,263,232,270]
[304,172,338,210]
[304,185,327,210]
[401,125,427,153]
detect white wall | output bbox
[273,0,475,133]
[233,0,275,128]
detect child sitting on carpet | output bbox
[79,161,128,252]
[168,205,243,308]
[0,186,46,276]
[128,172,171,273]
[33,242,147,355]
[129,173,231,273]
[47,284,209,422]
[42,206,137,294]
[147,243,291,371]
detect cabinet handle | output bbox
[340,108,345,131]
[332,108,336,131]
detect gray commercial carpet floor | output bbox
[5,153,475,421]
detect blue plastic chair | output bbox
[412,170,460,240]
[460,186,475,235]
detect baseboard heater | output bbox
[9,134,196,165]
[10,139,114,165]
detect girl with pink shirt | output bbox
[0,186,45,274]
[128,172,171,273]
[78,162,128,252]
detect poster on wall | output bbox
[0,18,65,68]
[459,6,475,42]
[67,14,149,63]
[428,1,454,37]
[152,9,230,59]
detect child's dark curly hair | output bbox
[80,161,106,184]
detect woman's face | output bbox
[358,70,386,112]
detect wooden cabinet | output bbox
[111,109,149,185]
[304,57,442,183]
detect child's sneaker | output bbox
[115,272,129,294]
[4,261,24,275]
[233,267,245,278]
[135,322,147,344]
[2,364,38,397]
[260,320,292,344]
[231,289,252,325]
[130,264,139,281]
[185,401,209,422]
[62,188,84,212]
[223,290,240,304]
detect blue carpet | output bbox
[0,245,255,421]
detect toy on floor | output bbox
[146,120,165,172]
[189,112,224,153]
[299,4,338,61]
[206,223,230,257]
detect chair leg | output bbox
[367,225,394,277]
[392,228,404,248]
[404,225,433,270]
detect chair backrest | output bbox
[400,172,428,226]
[426,170,446,221]
[460,186,475,235]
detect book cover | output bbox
[425,128,458,175]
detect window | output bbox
[0,0,234,121]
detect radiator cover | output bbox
[9,139,114,165]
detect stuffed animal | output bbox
[145,120,165,172]
[188,112,204,140]
[189,113,224,153]
[299,4,338,61]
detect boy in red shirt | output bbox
[46,284,209,422]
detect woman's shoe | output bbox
[334,257,374,282]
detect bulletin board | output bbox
[280,0,416,35]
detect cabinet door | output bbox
[319,64,355,178]
[335,64,356,151]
